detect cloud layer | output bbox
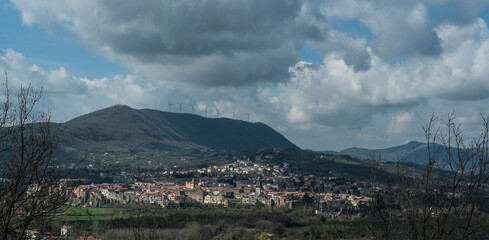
[5,0,489,150]
[12,0,329,86]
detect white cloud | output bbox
[276,18,489,128]
[356,133,370,141]
[387,112,414,135]
[0,49,86,94]
[0,48,161,119]
[0,48,276,127]
[264,18,489,149]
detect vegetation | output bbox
[64,145,412,183]
[250,148,409,182]
[0,73,66,239]
[61,105,298,152]
[59,204,369,240]
[367,113,489,239]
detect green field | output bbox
[60,205,141,221]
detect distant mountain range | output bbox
[60,105,299,151]
[338,141,444,164]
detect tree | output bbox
[368,113,489,240]
[0,71,67,239]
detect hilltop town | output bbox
[70,157,378,219]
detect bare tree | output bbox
[368,113,489,240]
[0,71,67,239]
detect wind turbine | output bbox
[246,113,250,122]
[153,91,157,110]
[204,107,209,118]
[177,102,183,113]
[167,100,174,112]
[188,103,195,114]
[231,111,235,119]
[215,108,220,118]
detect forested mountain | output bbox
[61,105,299,151]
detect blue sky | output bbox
[2,0,489,151]
[0,1,125,79]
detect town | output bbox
[69,156,379,219]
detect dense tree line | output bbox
[79,205,367,239]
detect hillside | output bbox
[61,105,299,151]
[248,148,411,182]
[339,141,443,164]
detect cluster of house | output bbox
[69,160,381,219]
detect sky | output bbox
[1,0,489,151]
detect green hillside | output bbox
[61,105,299,151]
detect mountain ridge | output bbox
[338,141,438,164]
[60,105,299,151]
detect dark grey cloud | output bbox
[371,20,442,61]
[308,30,372,71]
[428,0,489,25]
[321,1,442,62]
[97,1,301,55]
[342,48,372,72]
[12,0,327,86]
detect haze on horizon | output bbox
[1,0,489,151]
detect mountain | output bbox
[321,150,338,154]
[339,141,431,164]
[60,105,299,151]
